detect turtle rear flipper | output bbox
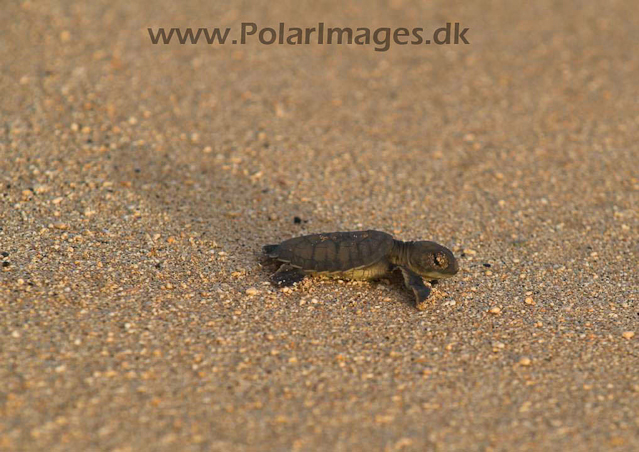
[263,244,279,257]
[271,263,306,286]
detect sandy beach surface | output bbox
[1,1,638,451]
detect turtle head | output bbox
[409,241,459,280]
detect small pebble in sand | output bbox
[489,307,501,315]
[519,401,532,413]
[519,357,532,366]
[622,331,635,340]
[245,288,259,296]
[525,297,535,305]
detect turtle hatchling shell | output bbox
[265,230,394,273]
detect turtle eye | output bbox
[434,252,448,268]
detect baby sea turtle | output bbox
[263,230,459,310]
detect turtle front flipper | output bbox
[397,266,431,310]
[271,263,306,287]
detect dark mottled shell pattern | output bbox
[265,230,394,273]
